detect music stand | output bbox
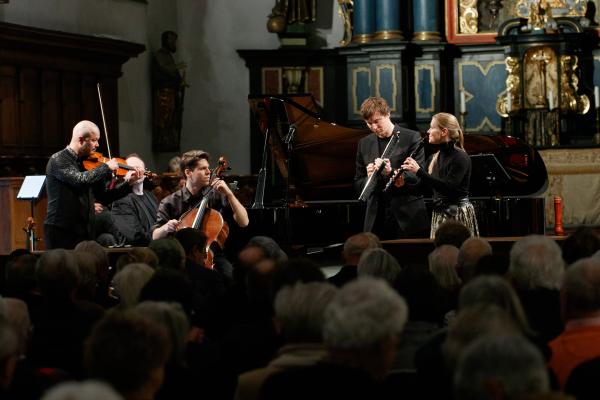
[17,175,46,251]
[469,153,511,195]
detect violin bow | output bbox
[96,83,113,160]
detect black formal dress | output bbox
[354,125,428,239]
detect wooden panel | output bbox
[41,70,61,149]
[0,65,18,148]
[0,177,47,254]
[19,67,41,148]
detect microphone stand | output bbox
[251,126,270,209]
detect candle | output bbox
[595,86,599,109]
[460,89,466,113]
[507,92,512,112]
[548,89,553,110]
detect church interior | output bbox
[1,0,600,399]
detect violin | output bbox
[177,156,231,269]
[83,151,156,178]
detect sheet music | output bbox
[17,175,46,200]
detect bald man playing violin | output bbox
[151,149,249,277]
[44,120,144,250]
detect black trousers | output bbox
[44,224,88,250]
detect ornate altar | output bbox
[495,11,597,147]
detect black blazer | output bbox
[354,125,427,235]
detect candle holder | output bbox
[595,107,600,145]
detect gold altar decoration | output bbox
[524,47,557,109]
[459,0,479,34]
[337,0,353,47]
[516,0,587,18]
[560,55,590,114]
[497,57,521,117]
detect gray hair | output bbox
[36,249,80,298]
[343,232,381,256]
[323,277,408,349]
[509,235,564,290]
[458,275,533,336]
[134,301,190,366]
[0,298,31,357]
[274,281,338,343]
[0,314,17,363]
[41,380,123,400]
[561,256,600,319]
[112,263,155,308]
[429,245,461,289]
[454,334,549,400]
[357,248,402,286]
[459,237,493,281]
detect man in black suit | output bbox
[354,97,428,239]
[110,155,158,246]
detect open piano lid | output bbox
[248,94,548,202]
[249,94,369,202]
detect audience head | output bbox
[173,227,207,265]
[40,380,123,400]
[342,232,381,266]
[561,227,600,266]
[111,263,155,308]
[357,248,402,287]
[36,249,80,300]
[454,334,549,400]
[270,257,325,301]
[134,301,190,367]
[458,275,532,336]
[509,235,564,291]
[458,237,493,281]
[561,256,600,321]
[84,309,170,399]
[72,251,99,301]
[434,220,471,248]
[323,277,408,380]
[115,247,159,271]
[139,269,194,318]
[4,253,38,296]
[444,304,521,370]
[473,254,510,278]
[0,315,18,391]
[274,281,338,343]
[428,244,461,290]
[148,238,185,270]
[0,297,31,358]
[74,240,110,286]
[238,236,287,267]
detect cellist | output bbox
[151,150,249,278]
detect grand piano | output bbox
[234,94,548,251]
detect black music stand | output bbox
[17,175,46,251]
[469,153,511,195]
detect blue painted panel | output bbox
[356,70,371,108]
[460,62,507,132]
[378,68,394,107]
[417,68,433,110]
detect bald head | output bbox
[70,120,100,157]
[459,237,493,281]
[343,232,381,266]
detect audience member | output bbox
[148,238,185,270]
[458,237,492,281]
[84,309,171,400]
[548,256,600,389]
[111,263,155,308]
[115,247,159,271]
[357,247,403,288]
[328,232,381,287]
[454,334,550,400]
[40,380,123,400]
[433,220,471,249]
[0,315,18,395]
[236,282,337,400]
[561,227,600,266]
[509,235,564,342]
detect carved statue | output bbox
[151,31,187,151]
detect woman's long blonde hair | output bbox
[428,113,465,174]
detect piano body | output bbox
[238,94,548,250]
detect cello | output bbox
[177,156,230,269]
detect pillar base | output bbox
[373,30,404,41]
[412,31,442,42]
[351,33,375,44]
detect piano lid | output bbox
[249,94,369,201]
[248,94,548,202]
